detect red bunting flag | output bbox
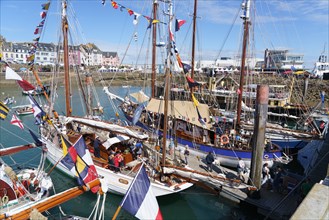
[40,11,47,19]
[17,80,35,91]
[34,27,43,35]
[127,9,134,16]
[111,1,118,9]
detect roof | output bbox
[102,52,118,58]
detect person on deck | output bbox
[113,152,120,173]
[205,152,215,172]
[184,146,190,165]
[135,141,143,158]
[261,163,272,186]
[117,151,124,171]
[237,157,246,181]
[93,136,101,158]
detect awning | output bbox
[146,98,211,128]
[102,135,130,149]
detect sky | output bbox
[1,0,328,69]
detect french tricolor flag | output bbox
[175,19,186,32]
[120,164,163,220]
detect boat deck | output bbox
[142,141,312,220]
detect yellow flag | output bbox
[192,94,199,107]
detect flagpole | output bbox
[47,155,64,176]
[112,163,145,220]
[111,206,122,220]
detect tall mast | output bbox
[62,0,71,116]
[236,0,251,127]
[151,0,158,98]
[161,0,173,169]
[191,0,197,79]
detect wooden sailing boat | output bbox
[0,169,100,220]
[41,0,192,197]
[0,144,54,218]
[107,0,287,169]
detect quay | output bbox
[144,130,329,219]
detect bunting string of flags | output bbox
[104,0,166,27]
[27,1,51,68]
[105,0,203,128]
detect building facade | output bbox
[102,52,119,67]
[1,40,118,67]
[264,49,304,70]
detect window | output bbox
[43,57,47,61]
[16,54,18,58]
[21,54,23,58]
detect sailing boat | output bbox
[106,0,289,169]
[0,144,54,215]
[40,0,192,197]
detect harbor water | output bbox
[0,85,262,219]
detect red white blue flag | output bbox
[175,19,186,32]
[120,164,163,220]
[28,94,44,118]
[61,135,99,193]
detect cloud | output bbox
[198,1,242,25]
[264,0,328,23]
[188,0,328,25]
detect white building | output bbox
[35,43,57,66]
[80,43,103,66]
[2,42,30,64]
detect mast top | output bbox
[240,0,251,21]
